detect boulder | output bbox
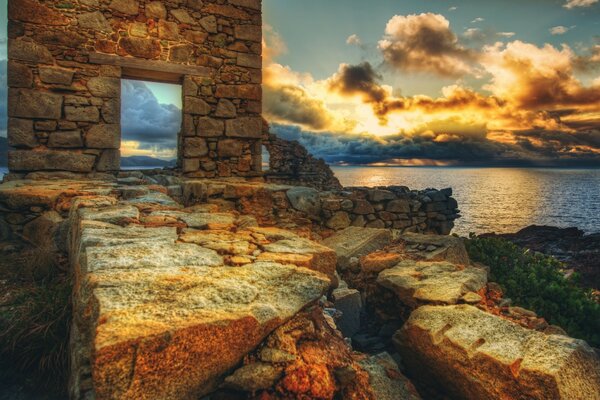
[332,287,362,338]
[223,362,283,392]
[400,233,470,265]
[358,353,421,400]
[377,260,487,308]
[286,187,321,219]
[394,305,600,400]
[322,227,392,271]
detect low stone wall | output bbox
[182,179,460,235]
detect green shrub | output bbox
[466,235,600,348]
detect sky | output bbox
[1,0,600,166]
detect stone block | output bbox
[332,288,362,338]
[7,61,32,88]
[217,139,244,158]
[326,211,351,230]
[184,138,209,157]
[8,0,70,25]
[158,20,179,41]
[358,353,421,400]
[65,106,100,122]
[8,150,96,172]
[234,24,261,42]
[119,37,161,59]
[237,53,261,69]
[8,39,53,64]
[171,9,195,24]
[225,117,262,138]
[129,22,148,38]
[193,120,221,139]
[199,15,217,33]
[322,227,393,271]
[87,77,120,98]
[8,89,63,119]
[145,1,167,19]
[39,67,74,86]
[395,305,600,400]
[8,118,37,148]
[183,158,200,173]
[184,97,211,115]
[86,124,120,149]
[387,199,410,213]
[229,0,262,10]
[109,0,139,15]
[48,130,83,148]
[96,149,121,172]
[215,84,261,100]
[35,120,57,131]
[101,99,120,124]
[215,99,237,118]
[286,187,321,219]
[78,11,112,32]
[170,45,194,62]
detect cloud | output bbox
[378,13,477,77]
[449,6,458,11]
[471,17,485,23]
[481,41,600,109]
[121,80,181,152]
[346,34,362,46]
[497,32,516,38]
[550,26,570,35]
[263,84,335,130]
[563,0,598,9]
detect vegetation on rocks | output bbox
[466,235,600,347]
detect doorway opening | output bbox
[120,79,182,170]
[261,145,271,172]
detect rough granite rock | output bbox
[358,353,421,400]
[394,305,600,400]
[322,227,393,270]
[400,233,470,265]
[377,260,488,308]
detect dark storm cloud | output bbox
[263,84,333,130]
[121,80,181,150]
[269,123,600,167]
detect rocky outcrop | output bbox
[322,227,393,271]
[394,305,600,400]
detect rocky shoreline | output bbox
[483,225,600,291]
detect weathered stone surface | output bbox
[394,305,600,400]
[86,124,120,149]
[234,24,261,42]
[8,89,63,119]
[101,99,120,124]
[8,0,70,25]
[400,233,470,265]
[332,288,362,338]
[215,99,237,118]
[109,0,139,15]
[158,20,179,40]
[7,61,33,88]
[96,149,120,172]
[119,37,161,59]
[78,221,177,248]
[358,353,421,400]
[23,210,63,248]
[8,118,37,148]
[129,22,148,38]
[197,117,224,137]
[8,150,96,172]
[377,260,487,308]
[48,130,83,148]
[65,106,100,122]
[78,205,140,225]
[39,66,74,85]
[322,227,393,270]
[216,84,261,100]
[180,212,237,230]
[237,53,261,69]
[224,363,283,392]
[87,77,120,98]
[171,9,195,24]
[326,211,351,230]
[217,139,244,157]
[78,11,112,32]
[183,138,209,157]
[225,117,262,138]
[199,15,217,33]
[145,1,167,19]
[286,187,321,219]
[184,97,211,115]
[229,0,261,10]
[8,39,53,64]
[387,199,411,213]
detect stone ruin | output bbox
[7,0,263,177]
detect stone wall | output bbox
[262,121,343,191]
[7,0,263,177]
[182,179,460,235]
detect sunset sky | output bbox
[1,0,600,165]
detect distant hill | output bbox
[0,136,7,167]
[120,156,176,168]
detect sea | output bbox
[332,167,600,237]
[1,166,598,237]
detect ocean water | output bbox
[332,167,600,236]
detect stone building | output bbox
[7,0,263,177]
